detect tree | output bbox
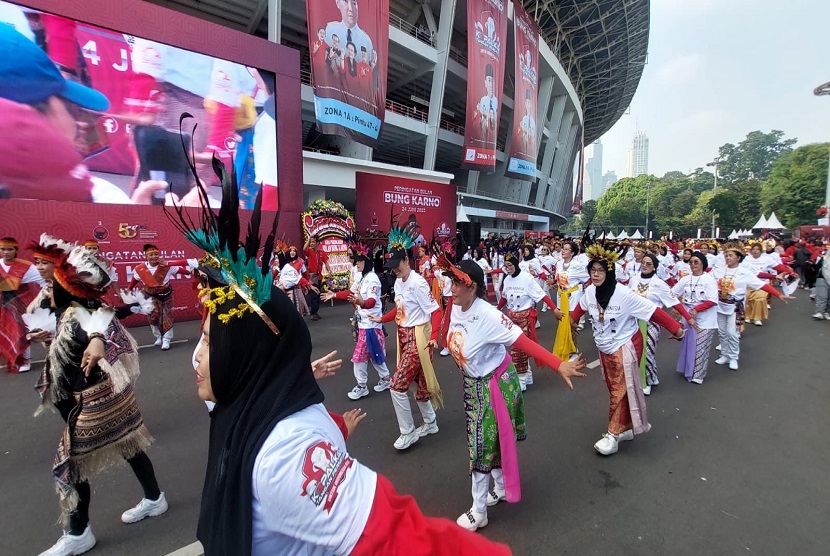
[761,143,829,227]
[580,199,598,224]
[671,189,697,217]
[717,130,797,184]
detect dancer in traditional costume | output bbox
[713,242,790,370]
[277,247,317,316]
[436,258,586,531]
[549,240,590,359]
[321,241,391,400]
[168,167,510,556]
[127,244,188,350]
[435,242,455,357]
[32,239,166,556]
[1,236,45,372]
[371,228,444,451]
[672,252,718,384]
[569,236,685,455]
[497,251,562,391]
[628,254,695,395]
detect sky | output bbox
[598,0,830,179]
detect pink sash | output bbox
[490,353,521,503]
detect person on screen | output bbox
[345,42,359,78]
[312,27,328,68]
[326,0,373,67]
[0,25,149,205]
[371,49,380,90]
[519,89,536,150]
[476,64,498,138]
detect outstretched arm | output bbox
[511,334,587,390]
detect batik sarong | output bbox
[146,285,174,336]
[643,321,661,386]
[286,286,309,316]
[464,362,526,475]
[598,336,650,436]
[676,326,715,382]
[393,324,442,404]
[352,327,386,364]
[505,307,536,374]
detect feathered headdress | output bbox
[432,241,473,286]
[165,114,280,334]
[30,233,73,263]
[582,227,620,271]
[53,243,114,299]
[722,241,745,257]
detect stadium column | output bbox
[535,77,555,159]
[535,97,568,207]
[266,0,280,41]
[423,0,457,171]
[546,122,579,212]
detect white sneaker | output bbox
[17,363,31,373]
[715,344,722,351]
[715,356,728,365]
[153,338,162,347]
[643,385,651,396]
[373,378,391,392]
[753,320,763,326]
[415,420,439,437]
[824,313,830,320]
[161,339,171,350]
[519,380,527,392]
[39,526,96,556]
[690,378,704,385]
[456,508,488,531]
[347,385,369,400]
[812,313,823,320]
[535,321,541,329]
[487,489,505,507]
[594,432,620,455]
[121,492,168,523]
[439,347,451,357]
[728,360,739,371]
[525,369,534,385]
[767,304,771,310]
[393,430,419,450]
[541,306,548,312]
[651,377,660,386]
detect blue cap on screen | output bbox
[0,24,110,111]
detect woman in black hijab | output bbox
[168,127,511,555]
[567,231,684,457]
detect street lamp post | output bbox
[645,179,651,238]
[706,157,721,238]
[814,81,830,214]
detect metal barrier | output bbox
[389,13,435,47]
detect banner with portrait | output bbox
[306,0,388,147]
[505,2,540,181]
[461,0,508,171]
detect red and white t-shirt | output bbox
[252,404,377,556]
[393,272,439,328]
[448,298,522,377]
[501,271,546,312]
[351,271,383,329]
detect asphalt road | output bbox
[1,294,827,555]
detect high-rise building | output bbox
[626,131,649,177]
[583,140,603,200]
[601,170,617,195]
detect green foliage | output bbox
[717,130,797,184]
[761,143,829,227]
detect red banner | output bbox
[306,0,388,147]
[462,0,508,170]
[355,173,455,246]
[505,2,540,181]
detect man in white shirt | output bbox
[325,0,373,65]
[476,64,498,135]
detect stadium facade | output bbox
[145,0,649,236]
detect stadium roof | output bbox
[523,0,650,143]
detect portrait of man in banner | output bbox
[474,63,499,142]
[519,88,537,152]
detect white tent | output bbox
[741,229,752,237]
[605,231,616,240]
[752,214,768,229]
[630,229,644,239]
[617,230,629,239]
[456,203,470,223]
[728,229,738,239]
[765,212,785,229]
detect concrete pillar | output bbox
[547,123,579,212]
[534,96,567,206]
[423,0,457,170]
[267,0,280,42]
[535,76,555,159]
[538,108,573,207]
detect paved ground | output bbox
[1,294,827,555]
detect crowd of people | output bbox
[4,212,825,555]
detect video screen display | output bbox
[0,0,278,210]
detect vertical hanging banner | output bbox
[306,0,388,147]
[462,0,508,170]
[506,2,540,181]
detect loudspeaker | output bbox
[459,222,481,247]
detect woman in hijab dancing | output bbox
[168,147,512,555]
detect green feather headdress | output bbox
[165,114,280,334]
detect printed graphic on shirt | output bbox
[299,441,354,514]
[395,298,406,325]
[447,329,468,368]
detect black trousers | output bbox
[55,398,161,535]
[307,274,322,315]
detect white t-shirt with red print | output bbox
[710,265,768,315]
[501,271,546,312]
[393,271,439,328]
[448,298,523,378]
[252,404,377,556]
[579,284,657,355]
[351,271,383,329]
